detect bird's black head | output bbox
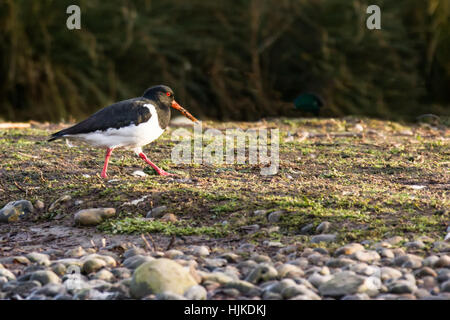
[142,85,199,123]
[142,85,175,107]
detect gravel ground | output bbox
[0,236,449,300]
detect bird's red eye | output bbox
[166,92,171,97]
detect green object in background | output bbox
[293,93,324,116]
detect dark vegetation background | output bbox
[0,0,449,122]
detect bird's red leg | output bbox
[138,152,174,176]
[101,148,114,178]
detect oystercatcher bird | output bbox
[48,85,198,178]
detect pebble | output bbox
[30,270,61,285]
[130,258,198,298]
[388,280,417,294]
[281,284,320,300]
[414,267,438,278]
[184,285,207,300]
[318,271,379,297]
[432,255,450,268]
[405,240,425,250]
[352,250,380,263]
[34,200,45,210]
[146,206,168,219]
[276,264,304,278]
[0,268,16,281]
[267,210,284,223]
[335,243,365,256]
[123,255,155,269]
[380,267,402,281]
[26,252,51,266]
[0,200,33,223]
[65,246,87,258]
[377,248,395,259]
[245,264,278,284]
[316,221,331,234]
[188,245,210,257]
[300,223,314,234]
[92,269,115,282]
[441,280,450,293]
[394,254,423,269]
[48,195,71,212]
[223,280,262,297]
[310,234,337,243]
[74,208,116,226]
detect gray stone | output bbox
[188,245,210,257]
[318,271,379,297]
[155,291,187,300]
[0,200,33,223]
[393,254,423,269]
[281,284,320,300]
[123,247,146,259]
[414,267,437,278]
[204,258,227,269]
[164,249,184,259]
[335,243,365,256]
[342,293,370,300]
[0,268,16,281]
[276,264,304,278]
[432,255,450,268]
[65,246,86,258]
[224,280,262,296]
[267,211,284,223]
[377,248,395,259]
[423,255,440,267]
[316,221,331,234]
[308,273,333,289]
[245,263,278,284]
[48,195,71,212]
[437,269,450,283]
[10,280,41,297]
[30,270,61,285]
[310,234,337,244]
[326,257,356,268]
[352,250,380,263]
[33,283,66,297]
[388,280,417,294]
[405,240,425,250]
[74,208,116,226]
[300,223,314,234]
[111,267,132,279]
[201,272,234,284]
[26,252,50,266]
[130,258,198,298]
[380,267,402,281]
[441,280,450,293]
[123,255,154,270]
[82,258,106,274]
[92,269,114,282]
[146,206,167,219]
[184,285,207,300]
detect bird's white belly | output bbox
[68,104,165,149]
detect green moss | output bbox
[98,217,229,237]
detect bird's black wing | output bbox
[48,98,152,141]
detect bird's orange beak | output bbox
[171,100,199,123]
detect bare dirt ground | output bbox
[0,117,449,258]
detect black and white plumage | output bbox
[48,85,198,178]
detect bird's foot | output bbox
[156,169,176,177]
[101,173,108,179]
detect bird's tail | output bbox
[47,129,67,142]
